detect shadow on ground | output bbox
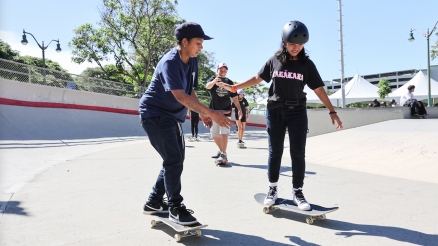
[151,226,302,245]
[231,162,317,177]
[1,201,28,216]
[269,210,437,245]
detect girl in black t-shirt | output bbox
[217,21,343,211]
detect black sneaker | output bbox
[143,199,169,215]
[169,205,197,225]
[211,151,221,158]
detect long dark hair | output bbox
[275,42,308,64]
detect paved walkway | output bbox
[1,113,438,245]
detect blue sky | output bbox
[1,0,438,83]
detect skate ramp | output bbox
[0,104,211,141]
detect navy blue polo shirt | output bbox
[139,48,198,123]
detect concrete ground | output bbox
[1,105,438,245]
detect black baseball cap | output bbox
[174,22,213,41]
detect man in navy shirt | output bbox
[139,22,232,225]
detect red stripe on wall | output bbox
[0,97,266,127]
[0,97,139,115]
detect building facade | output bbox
[326,65,438,93]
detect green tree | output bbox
[243,83,269,103]
[431,32,438,60]
[81,65,127,82]
[0,39,20,60]
[196,50,216,95]
[69,0,183,89]
[14,55,67,72]
[377,78,392,99]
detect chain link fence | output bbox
[0,58,144,98]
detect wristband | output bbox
[329,111,337,114]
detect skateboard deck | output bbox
[254,193,338,225]
[237,142,246,148]
[411,115,426,119]
[147,213,207,242]
[215,159,229,166]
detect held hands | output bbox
[216,81,232,91]
[238,111,243,120]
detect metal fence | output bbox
[0,58,142,98]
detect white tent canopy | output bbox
[387,71,438,101]
[304,85,337,105]
[328,74,379,105]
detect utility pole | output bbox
[338,0,346,108]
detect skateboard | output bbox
[147,213,207,242]
[215,158,229,166]
[237,142,246,149]
[187,137,199,142]
[411,114,426,119]
[254,193,338,225]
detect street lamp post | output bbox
[408,21,438,107]
[21,29,61,84]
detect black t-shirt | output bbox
[232,97,249,115]
[257,56,325,107]
[207,77,237,116]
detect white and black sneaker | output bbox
[169,205,197,225]
[143,199,169,214]
[264,186,278,205]
[292,188,311,211]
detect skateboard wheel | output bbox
[151,220,156,227]
[195,229,202,237]
[306,217,314,225]
[263,207,270,214]
[174,234,181,242]
[318,215,326,220]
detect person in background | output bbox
[232,89,250,145]
[206,62,242,165]
[390,99,401,107]
[372,99,381,107]
[188,110,199,140]
[400,85,427,116]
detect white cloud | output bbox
[0,30,112,75]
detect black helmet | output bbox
[282,21,309,44]
[372,99,378,103]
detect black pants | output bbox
[191,117,199,137]
[408,101,427,115]
[266,106,308,188]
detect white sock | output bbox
[269,182,278,187]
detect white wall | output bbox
[0,78,138,110]
[2,77,437,139]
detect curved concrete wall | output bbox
[1,78,437,140]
